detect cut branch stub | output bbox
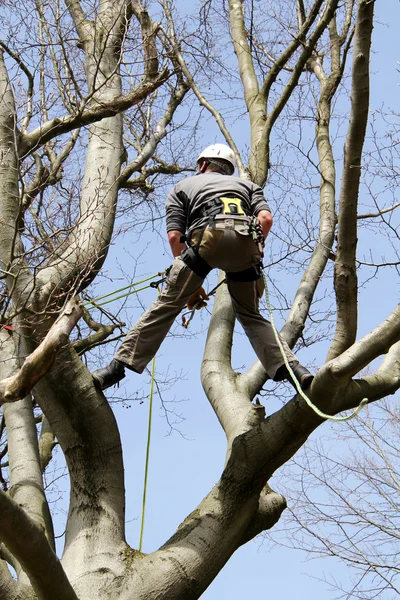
[0,298,83,404]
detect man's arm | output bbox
[256,210,273,239]
[168,230,186,258]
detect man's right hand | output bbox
[186,287,209,311]
[168,230,186,258]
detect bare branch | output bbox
[19,73,169,158]
[119,80,189,185]
[358,202,400,219]
[161,0,246,176]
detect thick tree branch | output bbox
[0,50,33,305]
[0,41,34,134]
[328,0,375,360]
[0,298,83,404]
[321,341,400,415]
[229,0,259,110]
[65,0,93,45]
[281,26,349,346]
[326,303,400,381]
[1,322,56,571]
[38,417,57,473]
[0,543,18,570]
[3,394,55,582]
[0,559,35,600]
[0,491,78,600]
[229,0,266,182]
[238,360,268,401]
[201,280,265,443]
[132,0,160,80]
[31,346,127,576]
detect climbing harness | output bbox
[226,262,263,282]
[261,270,368,422]
[181,199,263,281]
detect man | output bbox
[92,143,313,391]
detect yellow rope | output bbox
[262,272,368,422]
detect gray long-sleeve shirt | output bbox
[166,172,270,234]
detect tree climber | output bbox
[92,144,313,391]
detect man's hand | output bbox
[256,210,273,239]
[187,287,209,311]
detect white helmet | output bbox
[197,143,236,174]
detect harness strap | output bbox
[198,196,251,220]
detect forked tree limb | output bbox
[0,298,83,405]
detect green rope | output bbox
[262,272,368,422]
[83,272,165,309]
[84,283,156,309]
[138,282,164,552]
[139,353,155,552]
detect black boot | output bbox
[273,361,313,392]
[92,359,126,390]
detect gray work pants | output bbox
[116,228,298,378]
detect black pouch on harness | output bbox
[226,262,263,282]
[181,247,212,279]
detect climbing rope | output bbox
[139,351,156,552]
[83,272,167,309]
[261,271,368,422]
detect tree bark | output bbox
[328,0,375,360]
